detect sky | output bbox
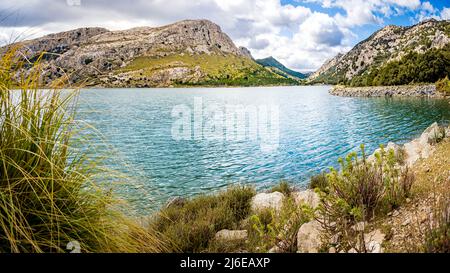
[0,0,449,72]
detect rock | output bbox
[392,210,400,217]
[251,192,285,212]
[297,220,323,253]
[402,123,443,166]
[401,219,411,226]
[419,122,440,144]
[329,85,438,98]
[215,229,248,242]
[292,189,320,209]
[364,229,385,253]
[238,46,254,59]
[329,247,336,253]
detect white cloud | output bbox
[441,7,450,20]
[415,1,439,22]
[305,0,422,26]
[0,0,437,72]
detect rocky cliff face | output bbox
[310,19,450,83]
[7,19,292,87]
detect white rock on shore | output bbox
[297,220,323,253]
[251,192,285,212]
[403,122,440,166]
[292,190,320,209]
[329,84,441,98]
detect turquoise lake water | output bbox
[76,86,450,212]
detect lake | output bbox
[76,86,450,212]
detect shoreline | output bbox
[329,84,447,98]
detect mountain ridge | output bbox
[5,19,299,87]
[256,56,306,79]
[309,19,450,85]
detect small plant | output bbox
[309,172,329,193]
[270,180,294,196]
[247,198,310,252]
[423,185,449,253]
[395,146,407,166]
[436,76,450,96]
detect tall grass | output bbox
[0,45,166,252]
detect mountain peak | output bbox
[256,56,306,79]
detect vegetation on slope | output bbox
[348,44,450,87]
[115,53,300,87]
[256,56,306,79]
[436,76,450,96]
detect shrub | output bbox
[436,76,450,96]
[309,172,329,193]
[150,186,255,252]
[270,180,294,196]
[317,144,415,252]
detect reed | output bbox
[0,45,166,253]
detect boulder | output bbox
[297,220,323,253]
[292,190,320,209]
[215,229,248,242]
[251,192,285,212]
[419,122,440,145]
[403,123,440,166]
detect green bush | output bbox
[436,76,450,96]
[309,172,329,192]
[270,180,294,196]
[150,186,255,252]
[322,145,414,220]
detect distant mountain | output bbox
[256,56,307,79]
[5,20,299,87]
[310,19,450,85]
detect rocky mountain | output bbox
[256,56,306,79]
[7,19,298,87]
[310,19,450,84]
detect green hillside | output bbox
[256,56,306,79]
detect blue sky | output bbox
[0,0,449,72]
